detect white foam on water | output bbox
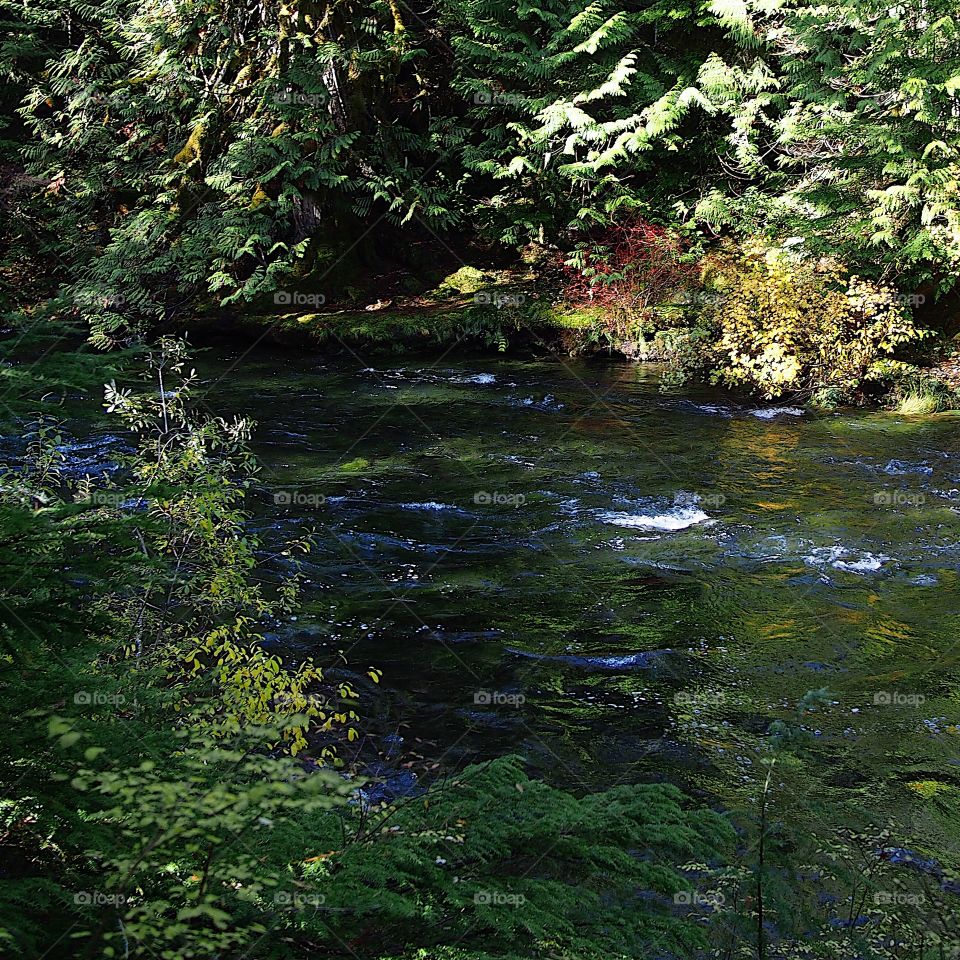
[502,455,536,468]
[803,545,846,566]
[883,459,933,476]
[803,545,889,574]
[835,556,886,573]
[513,394,564,411]
[750,407,805,420]
[455,373,496,385]
[599,506,711,531]
[399,501,456,512]
[693,403,734,417]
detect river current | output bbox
[190,349,960,858]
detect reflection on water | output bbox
[200,349,960,842]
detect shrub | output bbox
[295,755,735,960]
[704,243,931,401]
[99,338,363,757]
[656,323,718,389]
[563,221,698,338]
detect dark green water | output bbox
[202,348,960,849]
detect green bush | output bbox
[275,755,735,960]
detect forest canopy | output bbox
[3,0,958,404]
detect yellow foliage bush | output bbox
[705,244,930,401]
[177,618,352,758]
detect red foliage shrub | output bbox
[562,220,697,331]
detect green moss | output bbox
[543,305,604,330]
[339,457,370,473]
[436,266,488,295]
[247,296,616,356]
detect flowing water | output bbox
[193,348,960,853]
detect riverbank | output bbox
[186,296,960,415]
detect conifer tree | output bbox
[700,0,960,288]
[447,0,728,242]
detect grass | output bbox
[896,390,941,415]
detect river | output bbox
[190,346,960,872]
